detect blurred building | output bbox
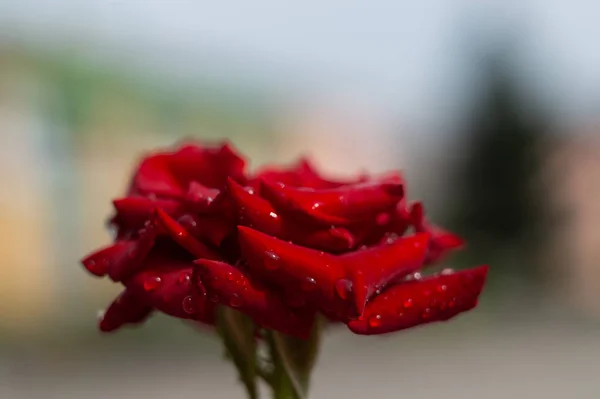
[549,130,600,317]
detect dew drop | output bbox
[441,268,454,275]
[413,272,422,280]
[335,279,352,300]
[176,230,185,238]
[226,272,235,281]
[368,314,382,328]
[300,277,317,291]
[448,298,456,308]
[421,308,432,319]
[269,211,278,219]
[264,251,280,271]
[403,298,413,309]
[178,272,190,285]
[144,276,161,291]
[229,294,244,308]
[182,296,197,314]
[436,284,448,293]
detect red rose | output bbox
[82,141,487,339]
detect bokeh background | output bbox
[1,1,600,398]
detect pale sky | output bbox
[1,0,600,129]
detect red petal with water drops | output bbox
[99,289,153,332]
[111,197,181,230]
[126,265,215,323]
[155,208,221,260]
[82,219,158,281]
[237,226,358,318]
[227,178,355,251]
[128,141,247,198]
[184,181,221,212]
[341,232,431,314]
[194,259,315,339]
[254,158,367,190]
[347,265,488,335]
[260,180,404,226]
[167,142,247,189]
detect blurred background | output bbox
[1,1,600,398]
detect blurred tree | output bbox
[451,49,551,284]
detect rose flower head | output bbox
[81,140,488,398]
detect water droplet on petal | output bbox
[441,268,454,275]
[226,272,235,281]
[269,211,278,219]
[144,276,161,291]
[436,284,447,293]
[176,230,185,238]
[300,277,317,291]
[448,298,456,308]
[335,279,351,300]
[368,314,382,328]
[422,308,432,319]
[403,298,413,309]
[264,251,280,270]
[229,294,243,308]
[178,272,190,284]
[182,296,197,314]
[413,272,422,280]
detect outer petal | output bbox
[227,178,356,251]
[341,233,431,314]
[111,197,181,232]
[126,265,215,323]
[237,226,359,318]
[254,158,367,189]
[195,259,315,339]
[347,266,488,335]
[260,180,404,226]
[99,289,153,332]
[81,219,159,281]
[128,141,247,197]
[167,142,247,189]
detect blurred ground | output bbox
[3,304,599,399]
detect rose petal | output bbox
[227,178,357,251]
[99,289,153,332]
[254,158,367,189]
[128,142,247,198]
[237,226,358,318]
[111,197,181,231]
[260,180,404,226]
[81,220,159,281]
[347,265,488,335]
[126,265,215,323]
[195,259,315,339]
[155,208,221,260]
[341,233,431,314]
[184,181,221,212]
